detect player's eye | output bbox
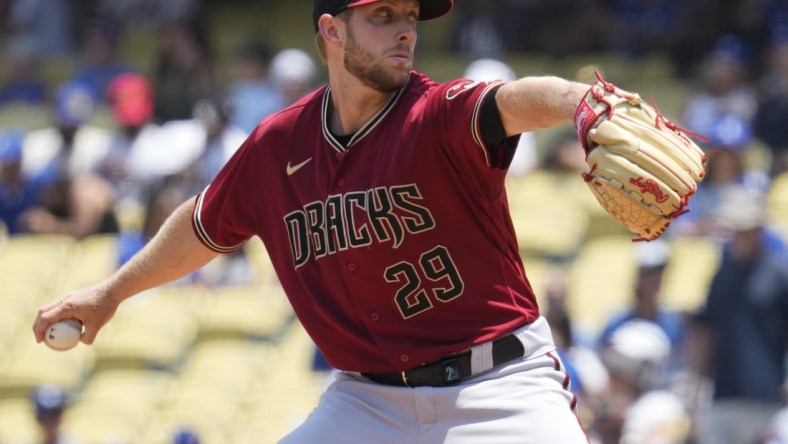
[374,9,393,21]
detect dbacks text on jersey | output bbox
[284,183,436,267]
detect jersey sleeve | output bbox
[433,79,520,167]
[191,131,262,253]
[426,79,521,197]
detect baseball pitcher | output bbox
[33,0,705,442]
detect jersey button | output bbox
[370,313,380,322]
[400,354,410,363]
[347,262,356,272]
[337,179,345,187]
[335,152,343,160]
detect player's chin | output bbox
[388,65,411,85]
[391,60,412,74]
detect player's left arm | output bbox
[495,76,589,136]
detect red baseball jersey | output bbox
[192,72,540,372]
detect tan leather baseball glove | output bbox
[574,71,707,241]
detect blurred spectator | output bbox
[70,19,134,102]
[593,319,677,444]
[540,128,588,175]
[197,245,254,288]
[619,390,690,444]
[118,177,253,288]
[16,80,117,238]
[227,39,285,133]
[152,19,217,123]
[0,130,41,234]
[754,26,788,176]
[117,178,187,266]
[172,428,200,444]
[4,0,76,57]
[607,0,688,56]
[689,187,788,444]
[734,0,788,71]
[270,48,319,107]
[0,37,46,105]
[161,96,246,198]
[96,0,198,29]
[462,58,537,176]
[22,80,112,180]
[761,406,788,443]
[100,73,174,230]
[597,240,688,376]
[450,0,505,57]
[31,383,75,444]
[683,34,759,138]
[487,0,609,56]
[671,114,770,238]
[543,266,610,427]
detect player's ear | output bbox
[317,14,342,43]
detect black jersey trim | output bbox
[321,81,407,153]
[473,84,522,170]
[471,81,505,167]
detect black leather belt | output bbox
[362,334,525,387]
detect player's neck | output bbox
[327,75,395,136]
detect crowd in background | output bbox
[1,1,787,444]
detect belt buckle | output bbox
[440,358,461,385]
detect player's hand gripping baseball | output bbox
[33,281,121,346]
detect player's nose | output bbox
[395,20,416,44]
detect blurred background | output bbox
[1,0,787,443]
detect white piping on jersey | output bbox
[321,84,406,154]
[471,80,505,168]
[194,186,245,253]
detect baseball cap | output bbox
[621,390,689,444]
[635,239,669,270]
[463,58,516,82]
[107,73,154,127]
[54,80,97,127]
[601,319,671,390]
[172,428,200,444]
[714,186,766,231]
[32,384,67,416]
[312,0,453,32]
[270,48,318,88]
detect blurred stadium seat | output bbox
[0,340,95,399]
[240,322,326,444]
[661,235,721,312]
[194,284,293,342]
[62,404,144,444]
[567,235,637,334]
[64,367,186,442]
[0,398,41,443]
[507,171,590,261]
[92,291,198,372]
[59,233,119,291]
[0,234,75,288]
[767,171,788,236]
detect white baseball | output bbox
[45,319,83,351]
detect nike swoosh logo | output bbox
[286,157,312,175]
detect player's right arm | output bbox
[32,197,219,345]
